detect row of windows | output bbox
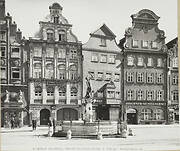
[132,39,158,49]
[33,47,77,59]
[126,90,164,101]
[126,72,164,84]
[88,71,120,81]
[0,47,20,58]
[46,29,66,41]
[91,53,116,64]
[1,67,20,79]
[140,108,164,120]
[34,88,78,97]
[127,56,163,67]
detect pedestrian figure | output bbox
[10,117,15,129]
[32,119,37,130]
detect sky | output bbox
[6,0,177,44]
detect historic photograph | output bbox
[0,0,179,151]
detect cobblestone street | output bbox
[1,125,180,151]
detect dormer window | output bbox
[152,41,157,49]
[142,40,148,48]
[59,30,65,41]
[100,38,106,46]
[132,39,138,48]
[54,16,59,24]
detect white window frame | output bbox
[147,58,153,67]
[137,90,143,100]
[154,109,164,120]
[147,91,153,101]
[157,73,163,84]
[107,91,115,98]
[34,47,42,57]
[100,54,107,63]
[127,56,134,66]
[0,31,6,41]
[142,109,152,120]
[114,73,120,81]
[172,75,178,85]
[147,73,153,83]
[91,53,98,62]
[97,72,103,80]
[127,72,133,82]
[132,39,138,47]
[157,90,163,101]
[127,90,133,100]
[137,57,143,66]
[142,40,148,48]
[11,47,20,58]
[152,41,157,49]
[157,58,162,67]
[137,72,143,83]
[100,38,106,46]
[105,72,112,80]
[109,55,116,64]
[172,57,178,68]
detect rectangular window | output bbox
[1,68,6,79]
[137,90,143,100]
[0,31,6,41]
[91,53,98,62]
[107,91,115,98]
[11,48,20,58]
[147,91,153,101]
[34,71,41,78]
[116,92,120,99]
[172,75,178,85]
[47,33,54,40]
[147,58,153,67]
[142,40,148,48]
[59,91,66,96]
[152,41,157,48]
[127,72,133,82]
[46,47,54,58]
[109,55,115,64]
[97,72,103,80]
[157,73,163,84]
[54,17,59,24]
[173,91,178,101]
[100,54,107,63]
[172,57,178,68]
[127,90,133,100]
[71,91,77,97]
[105,72,112,80]
[157,58,162,67]
[12,68,20,79]
[0,47,6,57]
[147,73,154,83]
[59,73,65,80]
[137,57,143,66]
[34,47,42,57]
[71,73,76,80]
[127,56,134,66]
[137,72,143,83]
[35,91,42,96]
[157,90,163,101]
[100,38,106,46]
[88,71,95,80]
[132,39,138,47]
[115,73,120,81]
[58,49,66,58]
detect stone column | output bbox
[55,29,59,41]
[54,86,59,104]
[66,83,70,104]
[29,82,34,104]
[43,28,47,40]
[42,83,47,104]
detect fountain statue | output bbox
[84,77,93,123]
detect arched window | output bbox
[47,29,54,41]
[141,108,152,120]
[58,64,65,80]
[154,109,164,120]
[59,87,66,97]
[69,65,77,80]
[33,63,42,78]
[71,87,78,97]
[58,30,65,41]
[45,63,54,79]
[58,48,65,58]
[35,86,42,96]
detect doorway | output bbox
[96,105,109,120]
[127,108,138,124]
[40,109,50,125]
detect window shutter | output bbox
[142,72,144,83]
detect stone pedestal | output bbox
[121,129,127,138]
[97,130,103,140]
[66,129,72,139]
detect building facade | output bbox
[26,3,83,125]
[119,9,168,124]
[0,0,28,127]
[82,24,122,121]
[166,37,179,123]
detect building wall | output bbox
[0,0,28,127]
[120,9,168,124]
[26,3,83,125]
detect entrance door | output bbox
[40,109,50,125]
[57,108,78,121]
[96,105,109,120]
[127,108,137,124]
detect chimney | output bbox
[16,28,22,42]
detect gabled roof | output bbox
[90,24,116,38]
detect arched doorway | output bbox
[40,109,50,125]
[57,108,78,121]
[127,108,138,124]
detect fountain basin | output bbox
[60,120,118,136]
